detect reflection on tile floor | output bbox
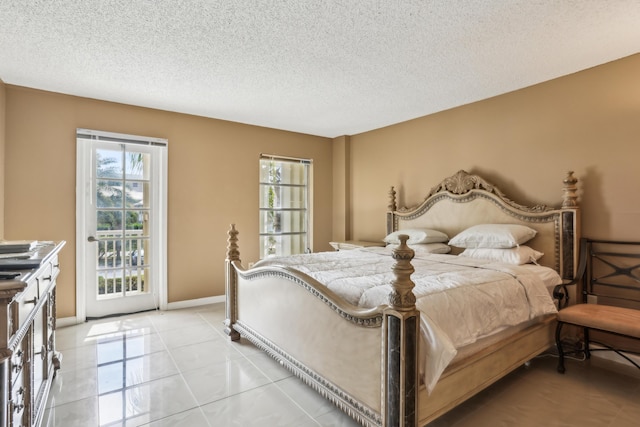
[44,303,640,426]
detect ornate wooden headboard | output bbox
[386,170,580,280]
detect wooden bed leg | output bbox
[224,224,241,341]
[383,235,420,427]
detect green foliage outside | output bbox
[96,151,145,235]
[266,161,281,255]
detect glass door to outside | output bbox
[76,129,167,319]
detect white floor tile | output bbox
[97,350,179,394]
[226,336,267,357]
[157,321,219,348]
[245,352,294,382]
[276,376,337,419]
[315,409,364,427]
[46,303,640,427]
[42,397,99,427]
[182,357,272,405]
[199,383,319,427]
[49,367,98,406]
[168,337,244,371]
[144,408,211,427]
[57,344,98,372]
[148,310,210,332]
[98,374,199,426]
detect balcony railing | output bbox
[96,230,145,267]
[95,230,147,297]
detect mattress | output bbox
[254,246,560,392]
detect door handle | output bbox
[87,236,100,242]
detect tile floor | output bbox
[44,303,640,427]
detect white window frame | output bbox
[259,154,312,258]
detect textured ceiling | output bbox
[1,1,639,138]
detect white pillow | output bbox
[460,246,543,265]
[449,224,537,249]
[383,228,449,245]
[387,243,451,254]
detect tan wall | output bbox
[332,135,350,241]
[0,79,5,238]
[4,86,332,318]
[4,53,640,319]
[348,54,640,244]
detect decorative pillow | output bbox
[449,224,537,249]
[460,246,544,265]
[383,228,449,245]
[387,243,451,254]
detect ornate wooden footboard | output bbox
[225,225,419,425]
[224,170,581,427]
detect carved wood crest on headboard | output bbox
[389,170,579,214]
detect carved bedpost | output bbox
[387,186,397,236]
[562,171,579,208]
[224,224,241,341]
[382,235,419,427]
[560,171,581,280]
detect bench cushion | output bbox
[557,304,640,339]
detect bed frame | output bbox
[224,170,580,426]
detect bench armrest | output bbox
[554,280,574,309]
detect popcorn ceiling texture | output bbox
[0,0,638,137]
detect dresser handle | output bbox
[25,296,38,305]
[34,345,47,360]
[43,275,52,281]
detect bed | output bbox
[224,170,580,426]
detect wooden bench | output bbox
[555,238,640,373]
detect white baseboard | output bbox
[166,295,225,310]
[57,317,80,327]
[56,295,225,326]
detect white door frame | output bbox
[76,129,168,322]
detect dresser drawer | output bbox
[37,254,60,297]
[14,278,39,334]
[11,371,26,409]
[10,371,27,427]
[10,339,27,386]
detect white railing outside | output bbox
[95,230,148,298]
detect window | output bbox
[259,155,311,258]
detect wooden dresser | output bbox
[0,242,65,427]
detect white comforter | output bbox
[253,247,559,393]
